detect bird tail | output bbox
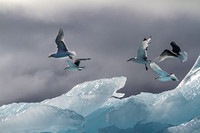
[78,66,86,70]
[180,51,187,62]
[70,51,76,56]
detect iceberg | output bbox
[0,104,85,133]
[0,77,126,133]
[166,115,200,133]
[42,77,126,116]
[1,56,200,133]
[85,56,200,132]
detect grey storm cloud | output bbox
[0,0,200,106]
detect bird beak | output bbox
[64,67,67,70]
[127,59,130,62]
[48,56,51,58]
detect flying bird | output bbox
[64,58,91,71]
[127,36,152,70]
[48,28,76,59]
[155,42,187,62]
[150,62,179,81]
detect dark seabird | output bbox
[155,42,187,62]
[48,28,76,59]
[150,62,179,81]
[64,58,91,71]
[127,36,152,70]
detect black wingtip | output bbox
[170,41,176,45]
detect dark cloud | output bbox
[0,1,200,106]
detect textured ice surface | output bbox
[0,76,126,133]
[0,104,85,133]
[85,56,200,132]
[166,116,200,133]
[99,122,172,133]
[42,76,126,116]
[1,55,200,133]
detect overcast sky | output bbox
[0,0,200,106]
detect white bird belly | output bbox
[157,77,172,82]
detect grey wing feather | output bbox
[155,49,178,62]
[137,45,147,60]
[142,37,151,50]
[55,28,68,52]
[74,58,91,66]
[137,37,151,60]
[150,62,169,76]
[65,60,76,67]
[160,49,178,57]
[170,42,181,54]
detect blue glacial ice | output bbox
[42,77,126,116]
[0,104,85,133]
[86,56,200,132]
[1,56,200,133]
[166,116,200,133]
[0,77,126,133]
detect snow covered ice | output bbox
[1,56,200,133]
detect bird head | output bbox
[48,54,53,58]
[64,67,68,70]
[127,57,136,62]
[153,77,158,80]
[170,73,179,81]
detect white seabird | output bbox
[64,58,91,71]
[155,42,187,62]
[127,36,152,70]
[48,28,76,59]
[150,62,179,81]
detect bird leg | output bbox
[145,64,148,71]
[69,55,73,59]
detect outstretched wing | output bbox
[156,49,178,62]
[74,58,91,66]
[142,36,151,50]
[55,28,68,53]
[65,60,76,67]
[137,46,147,60]
[161,49,177,57]
[150,62,169,76]
[137,36,151,60]
[170,42,181,54]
